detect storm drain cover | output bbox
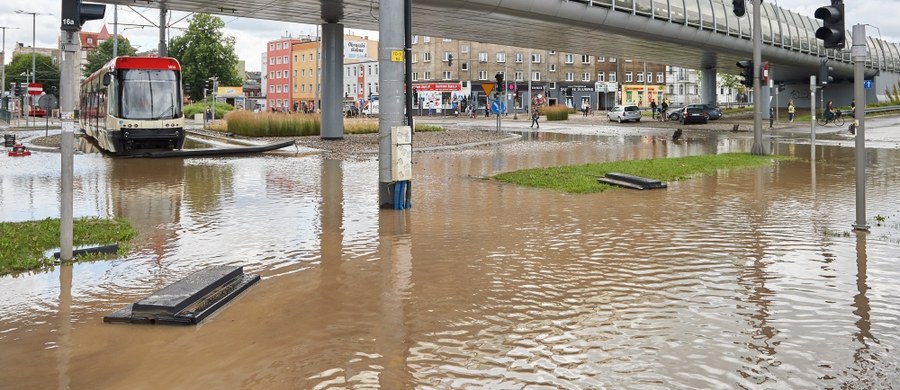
[104,265,259,325]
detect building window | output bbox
[269,43,275,51]
[637,73,644,83]
[423,36,430,42]
[598,56,605,62]
[610,57,617,63]
[532,72,541,81]
[549,64,556,72]
[443,52,452,62]
[496,52,506,63]
[294,55,298,63]
[276,42,281,50]
[515,71,524,81]
[565,72,574,81]
[424,71,431,80]
[549,50,556,55]
[656,72,664,83]
[479,71,487,80]
[442,38,452,42]
[626,72,633,82]
[531,53,541,63]
[550,82,557,89]
[283,84,288,92]
[582,72,591,82]
[412,36,418,44]
[412,53,418,63]
[461,63,469,71]
[412,72,419,81]
[479,52,488,62]
[443,71,451,80]
[461,44,469,53]
[647,72,653,82]
[609,72,617,82]
[564,54,574,64]
[269,71,274,79]
[515,53,523,63]
[581,55,591,64]
[269,86,275,93]
[424,52,432,62]
[598,72,605,82]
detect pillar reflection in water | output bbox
[56,264,72,389]
[376,210,412,387]
[853,232,873,354]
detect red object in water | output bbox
[8,144,32,157]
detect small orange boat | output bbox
[8,143,32,157]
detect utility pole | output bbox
[851,24,869,231]
[750,0,766,155]
[0,26,19,99]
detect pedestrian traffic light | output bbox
[732,0,746,17]
[819,58,834,85]
[447,54,453,67]
[61,0,106,32]
[495,72,503,86]
[736,60,754,87]
[814,0,845,49]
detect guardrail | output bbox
[861,105,900,115]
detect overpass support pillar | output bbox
[700,68,716,104]
[321,23,344,139]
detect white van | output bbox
[365,94,379,116]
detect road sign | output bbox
[28,83,43,96]
[864,80,873,89]
[481,83,495,95]
[490,100,505,114]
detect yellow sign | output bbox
[391,50,404,62]
[481,83,495,95]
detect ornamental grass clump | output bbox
[542,104,570,121]
[225,111,320,137]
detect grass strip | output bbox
[493,153,792,194]
[0,217,136,276]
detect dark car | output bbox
[691,103,722,120]
[681,106,709,124]
[344,104,360,117]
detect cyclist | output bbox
[825,100,834,121]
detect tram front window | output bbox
[121,69,182,120]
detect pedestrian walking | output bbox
[769,106,775,128]
[660,99,669,121]
[531,110,540,128]
[788,100,795,122]
[650,99,657,119]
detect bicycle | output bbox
[817,109,845,126]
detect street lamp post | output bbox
[15,10,49,127]
[1,26,20,98]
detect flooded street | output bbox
[1,126,899,389]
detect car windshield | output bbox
[624,106,639,112]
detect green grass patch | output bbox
[493,153,792,194]
[0,217,136,276]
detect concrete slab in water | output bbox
[104,265,259,325]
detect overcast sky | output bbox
[2,1,898,72]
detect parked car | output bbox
[666,106,685,121]
[607,105,642,123]
[344,104,360,117]
[692,103,722,120]
[681,106,709,124]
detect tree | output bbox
[719,73,743,105]
[168,13,241,101]
[83,37,138,78]
[4,53,59,94]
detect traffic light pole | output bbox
[851,24,869,231]
[750,0,766,155]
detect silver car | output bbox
[607,105,642,123]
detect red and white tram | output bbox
[80,56,185,155]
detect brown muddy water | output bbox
[1,129,899,389]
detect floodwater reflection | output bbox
[1,131,899,388]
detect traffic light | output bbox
[819,58,834,85]
[13,82,22,97]
[777,83,786,92]
[815,0,845,49]
[447,54,453,67]
[61,0,106,32]
[732,0,746,17]
[736,60,754,87]
[495,72,504,86]
[205,79,212,91]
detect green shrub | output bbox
[222,111,444,137]
[184,101,233,119]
